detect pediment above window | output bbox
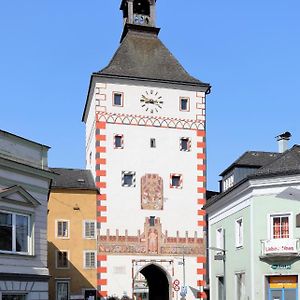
[0,185,41,207]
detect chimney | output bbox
[275,131,291,153]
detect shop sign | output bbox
[269,276,297,289]
[271,264,291,270]
[263,239,298,255]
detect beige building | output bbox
[48,168,98,300]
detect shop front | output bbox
[268,276,298,300]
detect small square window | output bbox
[114,134,124,149]
[180,97,190,111]
[180,137,191,151]
[56,251,69,269]
[113,92,123,106]
[170,174,183,189]
[150,138,156,148]
[122,171,136,187]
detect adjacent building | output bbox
[82,0,210,299]
[206,137,300,300]
[0,130,53,300]
[48,168,98,300]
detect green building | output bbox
[206,136,300,300]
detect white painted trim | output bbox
[267,211,293,239]
[209,197,251,225]
[55,219,70,239]
[235,217,243,248]
[83,250,97,269]
[55,250,70,269]
[0,210,32,255]
[83,220,96,239]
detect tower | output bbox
[82,1,210,299]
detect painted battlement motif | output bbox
[99,218,204,256]
[96,112,205,130]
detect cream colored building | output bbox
[48,168,98,300]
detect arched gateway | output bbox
[133,264,171,300]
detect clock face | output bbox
[140,89,163,113]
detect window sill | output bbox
[0,251,34,257]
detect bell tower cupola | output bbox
[120,0,159,41]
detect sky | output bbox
[0,1,300,191]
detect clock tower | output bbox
[82,1,210,299]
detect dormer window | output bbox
[223,175,234,191]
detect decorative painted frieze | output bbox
[99,218,204,256]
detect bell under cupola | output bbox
[120,0,159,41]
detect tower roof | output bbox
[96,29,209,88]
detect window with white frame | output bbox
[270,214,291,239]
[235,218,243,248]
[84,220,96,239]
[0,211,30,254]
[84,251,96,268]
[56,220,69,238]
[235,272,245,300]
[56,251,69,269]
[223,175,234,192]
[56,281,69,300]
[216,227,224,250]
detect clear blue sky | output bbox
[1,1,300,191]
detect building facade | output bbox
[206,144,300,300]
[82,1,210,299]
[48,168,98,300]
[0,130,53,300]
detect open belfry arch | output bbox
[82,1,211,299]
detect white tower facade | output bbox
[82,2,210,300]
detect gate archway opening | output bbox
[133,264,171,300]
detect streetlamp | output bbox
[207,230,226,300]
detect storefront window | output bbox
[2,295,27,300]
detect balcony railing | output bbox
[261,238,300,259]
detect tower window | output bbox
[150,138,156,148]
[180,138,191,151]
[114,134,124,149]
[179,97,190,112]
[133,0,150,16]
[122,171,136,187]
[149,216,155,226]
[170,174,183,189]
[113,92,123,106]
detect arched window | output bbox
[133,0,150,16]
